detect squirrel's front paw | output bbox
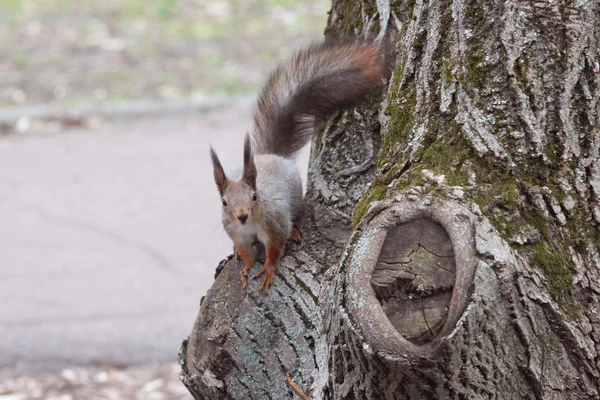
[240,264,253,288]
[255,265,276,293]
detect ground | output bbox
[0,110,248,377]
[0,0,322,396]
[0,104,309,398]
[0,363,190,400]
[0,0,328,107]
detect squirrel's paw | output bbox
[255,265,276,293]
[289,225,302,242]
[240,270,248,288]
[240,264,252,288]
[233,245,240,261]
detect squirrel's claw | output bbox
[240,270,248,288]
[240,264,252,288]
[255,265,276,293]
[289,225,302,242]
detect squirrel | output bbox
[209,39,389,293]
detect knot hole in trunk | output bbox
[372,218,455,344]
[345,198,477,358]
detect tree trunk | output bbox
[180,0,600,398]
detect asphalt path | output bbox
[0,106,310,376]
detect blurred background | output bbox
[0,0,327,398]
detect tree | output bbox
[180,0,600,398]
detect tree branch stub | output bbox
[344,195,478,361]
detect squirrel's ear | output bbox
[242,134,257,190]
[210,146,228,196]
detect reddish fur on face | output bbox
[222,181,263,224]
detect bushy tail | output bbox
[251,39,390,158]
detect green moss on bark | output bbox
[326,1,363,34]
[419,130,473,186]
[463,49,487,88]
[465,1,485,28]
[382,84,416,161]
[441,58,455,86]
[514,56,529,90]
[499,182,521,211]
[352,184,387,228]
[532,243,574,301]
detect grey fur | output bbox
[223,155,302,247]
[212,40,388,270]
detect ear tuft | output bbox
[242,134,257,189]
[210,146,228,196]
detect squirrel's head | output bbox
[210,134,262,226]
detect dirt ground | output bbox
[0,362,191,400]
[0,0,328,107]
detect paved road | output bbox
[0,106,309,376]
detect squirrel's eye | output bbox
[252,193,257,201]
[222,199,227,206]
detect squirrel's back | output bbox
[251,39,390,159]
[255,154,303,222]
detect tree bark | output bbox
[180,0,600,398]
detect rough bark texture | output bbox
[181,0,600,398]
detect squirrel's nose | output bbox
[238,214,248,224]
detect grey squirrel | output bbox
[210,39,389,292]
